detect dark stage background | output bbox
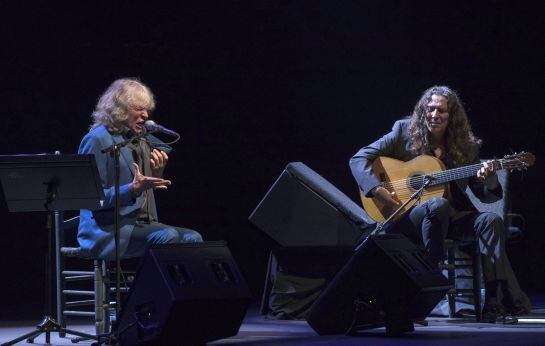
[1,1,544,320]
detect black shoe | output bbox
[482,303,502,323]
[482,304,518,324]
[385,319,414,336]
[499,315,518,325]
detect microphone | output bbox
[144,120,180,137]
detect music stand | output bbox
[0,153,105,345]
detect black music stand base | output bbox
[1,315,97,346]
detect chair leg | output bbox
[472,241,483,322]
[103,260,111,333]
[94,260,107,335]
[446,248,456,317]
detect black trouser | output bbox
[390,197,507,283]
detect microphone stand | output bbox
[356,175,435,252]
[98,130,153,345]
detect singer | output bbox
[77,78,203,260]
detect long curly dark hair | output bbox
[408,85,481,166]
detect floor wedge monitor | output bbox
[307,234,452,336]
[249,162,374,246]
[116,241,251,345]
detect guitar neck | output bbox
[427,161,503,186]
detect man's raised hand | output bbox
[150,149,169,177]
[131,163,171,196]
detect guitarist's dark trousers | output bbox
[386,196,507,283]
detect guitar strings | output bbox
[380,163,484,197]
[374,156,528,199]
[382,163,484,187]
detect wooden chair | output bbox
[445,169,524,320]
[54,213,134,341]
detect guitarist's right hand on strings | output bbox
[372,186,401,207]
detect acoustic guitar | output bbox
[360,152,535,222]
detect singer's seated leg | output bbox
[124,222,203,258]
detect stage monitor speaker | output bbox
[249,162,374,246]
[306,234,451,336]
[115,241,251,345]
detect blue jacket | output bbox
[77,125,171,259]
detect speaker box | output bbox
[115,241,251,345]
[306,234,451,336]
[249,162,374,246]
[250,162,375,319]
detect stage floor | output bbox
[1,306,545,346]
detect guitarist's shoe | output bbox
[482,304,518,324]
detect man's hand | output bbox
[477,160,499,190]
[372,186,400,207]
[150,149,169,177]
[131,163,171,197]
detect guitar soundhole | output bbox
[408,173,425,191]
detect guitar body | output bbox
[358,151,534,223]
[360,155,448,222]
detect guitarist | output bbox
[349,85,530,322]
